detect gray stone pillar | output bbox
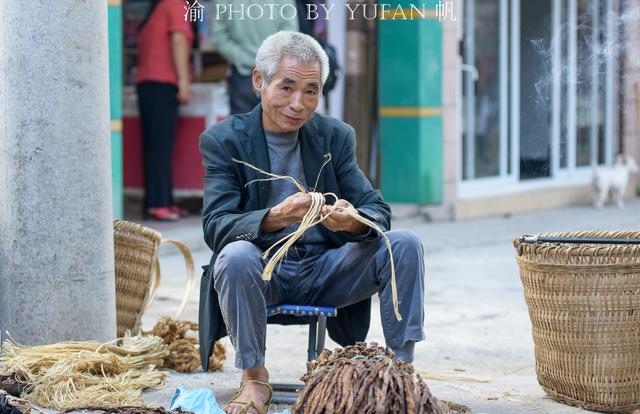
[0,1,117,345]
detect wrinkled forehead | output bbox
[271,56,322,84]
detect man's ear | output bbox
[252,68,263,91]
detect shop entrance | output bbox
[459,0,618,197]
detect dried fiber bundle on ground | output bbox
[0,336,168,410]
[145,316,226,372]
[1,390,31,414]
[291,343,442,414]
[62,405,182,414]
[0,376,23,397]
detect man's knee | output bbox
[386,229,423,254]
[213,241,263,284]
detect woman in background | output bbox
[136,0,193,221]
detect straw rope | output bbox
[415,370,489,384]
[145,317,226,373]
[232,155,402,321]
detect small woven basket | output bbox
[114,220,196,338]
[514,230,640,413]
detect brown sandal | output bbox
[224,379,273,414]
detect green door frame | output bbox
[378,2,443,204]
[108,1,123,218]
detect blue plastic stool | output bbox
[267,304,337,361]
[266,304,337,404]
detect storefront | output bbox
[106,0,637,220]
[107,0,229,218]
[447,0,634,217]
[120,0,229,200]
[108,0,347,218]
[460,0,618,190]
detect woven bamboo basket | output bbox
[114,220,195,337]
[514,230,640,413]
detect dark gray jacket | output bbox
[198,104,391,370]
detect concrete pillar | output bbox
[0,1,117,345]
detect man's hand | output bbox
[260,192,315,233]
[321,199,368,235]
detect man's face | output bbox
[253,56,322,133]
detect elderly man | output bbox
[199,31,425,414]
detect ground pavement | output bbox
[137,198,640,413]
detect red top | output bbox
[136,0,194,86]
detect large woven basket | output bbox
[114,220,195,337]
[514,230,640,413]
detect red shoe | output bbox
[146,207,180,221]
[170,205,189,217]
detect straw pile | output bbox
[0,336,168,410]
[291,343,442,414]
[146,317,226,373]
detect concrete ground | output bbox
[134,198,640,413]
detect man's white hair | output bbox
[255,31,329,86]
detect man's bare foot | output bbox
[224,366,272,414]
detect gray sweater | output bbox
[265,128,325,245]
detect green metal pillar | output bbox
[108,1,123,218]
[378,3,442,204]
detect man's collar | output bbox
[233,103,326,196]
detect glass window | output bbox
[519,0,552,179]
[462,0,503,180]
[576,0,594,167]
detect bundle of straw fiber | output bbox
[146,316,226,372]
[233,155,402,321]
[0,336,168,410]
[291,343,442,414]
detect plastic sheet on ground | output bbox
[168,387,291,414]
[169,387,224,414]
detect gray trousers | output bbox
[213,229,425,369]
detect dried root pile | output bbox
[291,343,442,414]
[146,316,226,372]
[0,336,167,410]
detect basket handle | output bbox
[144,238,196,320]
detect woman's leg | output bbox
[137,81,178,211]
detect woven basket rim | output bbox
[514,230,640,258]
[114,219,162,243]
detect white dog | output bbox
[592,155,639,208]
